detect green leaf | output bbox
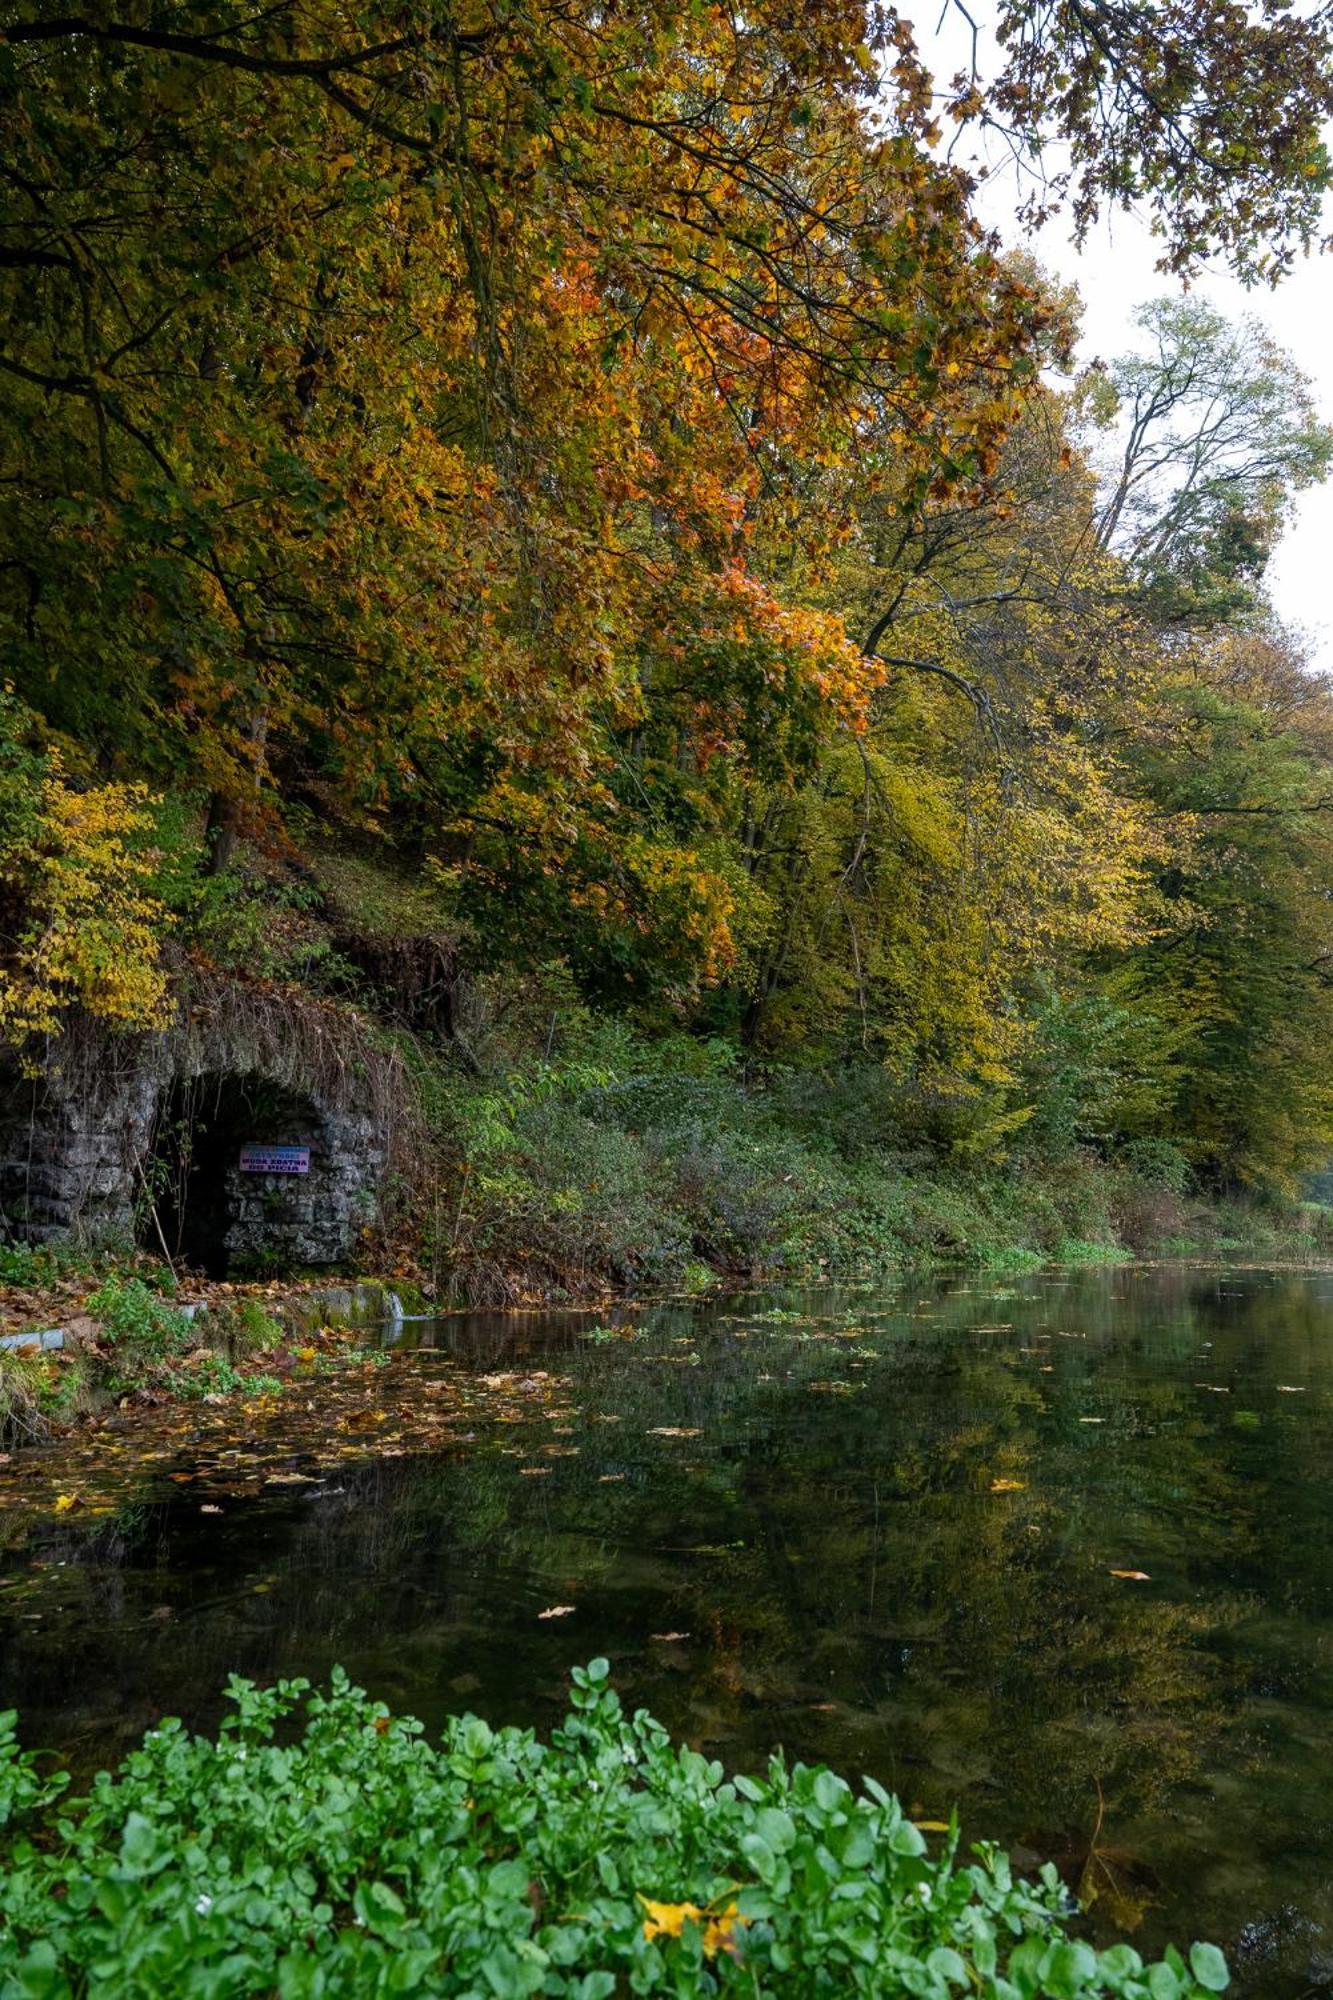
[1189,1942,1230,1992]
[1043,1940,1098,1998]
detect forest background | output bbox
[6,0,1333,1302]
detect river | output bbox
[3,1264,1333,1993]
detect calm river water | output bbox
[4,1264,1333,1992]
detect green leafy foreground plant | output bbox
[0,1662,1227,1998]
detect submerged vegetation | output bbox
[0,1661,1229,1997]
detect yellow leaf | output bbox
[639,1895,749,1958]
[989,1478,1026,1492]
[53,1492,80,1513]
[640,1897,705,1943]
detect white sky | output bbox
[906,8,1333,668]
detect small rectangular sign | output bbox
[239,1143,311,1176]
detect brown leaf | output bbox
[1109,1568,1151,1581]
[538,1604,575,1619]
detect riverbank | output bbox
[4,1136,1332,1452]
[431,1046,1333,1304]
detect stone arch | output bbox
[146,1069,378,1277]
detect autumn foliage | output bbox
[2,1,1333,1195]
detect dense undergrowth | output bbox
[420,1023,1333,1306]
[0,1662,1228,1999]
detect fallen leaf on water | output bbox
[519,1466,551,1477]
[1110,1569,1151,1581]
[1277,1384,1306,1393]
[650,1631,689,1642]
[263,1473,309,1486]
[1079,1417,1106,1425]
[598,1473,626,1483]
[648,1427,702,1438]
[200,1504,223,1515]
[990,1478,1026,1493]
[538,1605,575,1619]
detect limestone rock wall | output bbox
[0,1035,387,1271]
[0,1060,160,1245]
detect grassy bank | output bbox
[426,1032,1333,1305]
[0,1662,1228,1997]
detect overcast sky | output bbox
[907,8,1333,669]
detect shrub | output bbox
[0,1664,1228,1998]
[84,1276,194,1395]
[80,1279,282,1404]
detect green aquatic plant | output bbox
[0,1662,1227,1997]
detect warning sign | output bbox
[239,1143,311,1176]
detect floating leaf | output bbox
[1110,1568,1151,1581]
[990,1478,1026,1492]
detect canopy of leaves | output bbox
[1,2,1332,1197]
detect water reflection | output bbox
[4,1266,1333,1993]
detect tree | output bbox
[0,0,1044,1012]
[1088,298,1333,624]
[1101,628,1333,1189]
[957,0,1333,280]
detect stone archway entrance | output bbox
[149,1071,335,1278]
